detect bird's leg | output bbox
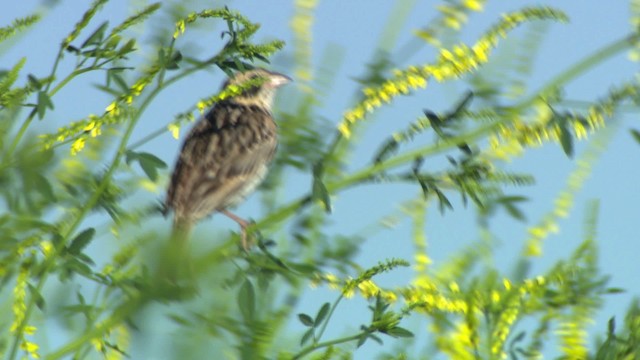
[220,209,252,250]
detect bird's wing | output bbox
[166,103,277,221]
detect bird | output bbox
[165,68,291,250]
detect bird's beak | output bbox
[267,71,292,88]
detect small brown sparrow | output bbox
[165,68,291,249]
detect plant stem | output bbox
[515,32,640,110]
[292,330,373,359]
[315,295,344,342]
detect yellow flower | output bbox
[71,137,86,155]
[358,280,380,298]
[168,123,180,139]
[463,0,484,11]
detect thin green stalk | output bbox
[314,295,344,342]
[292,331,370,359]
[515,32,640,110]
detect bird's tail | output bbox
[155,216,195,290]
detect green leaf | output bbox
[238,280,255,322]
[81,21,109,48]
[311,162,331,213]
[314,303,331,327]
[300,328,314,346]
[111,73,129,93]
[134,152,167,181]
[368,334,383,345]
[165,51,182,70]
[558,123,573,157]
[630,129,640,145]
[27,283,46,310]
[27,74,42,90]
[356,333,368,348]
[36,91,54,120]
[118,39,136,56]
[607,317,615,336]
[33,173,56,201]
[297,313,314,327]
[68,228,96,255]
[604,287,625,294]
[434,188,453,214]
[385,327,414,338]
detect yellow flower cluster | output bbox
[337,7,561,139]
[486,100,606,163]
[11,266,40,359]
[311,273,398,302]
[173,9,249,39]
[405,277,468,314]
[90,324,129,360]
[557,321,588,359]
[435,321,476,360]
[290,0,317,90]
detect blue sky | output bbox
[2,0,640,358]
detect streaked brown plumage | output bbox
[166,68,291,249]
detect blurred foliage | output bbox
[1,1,640,359]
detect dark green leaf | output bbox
[368,334,383,345]
[65,258,94,278]
[630,129,640,145]
[504,203,526,221]
[33,173,56,201]
[81,21,109,48]
[312,162,331,213]
[111,73,129,93]
[604,287,625,294]
[139,159,158,181]
[314,303,331,327]
[27,283,46,310]
[558,123,573,157]
[136,152,167,181]
[118,39,136,56]
[298,313,314,327]
[238,280,255,322]
[36,91,54,120]
[66,45,80,54]
[608,317,615,336]
[434,188,453,214]
[68,228,96,255]
[165,51,182,70]
[385,327,414,338]
[62,304,94,314]
[94,84,121,96]
[356,334,368,348]
[288,262,317,274]
[125,150,136,165]
[137,152,167,168]
[27,74,41,90]
[300,328,314,346]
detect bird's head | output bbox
[222,68,291,108]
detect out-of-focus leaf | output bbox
[300,328,314,346]
[68,228,95,255]
[238,280,256,322]
[298,313,314,327]
[36,91,54,120]
[314,303,331,327]
[27,283,46,310]
[385,327,414,338]
[630,129,640,145]
[81,21,108,48]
